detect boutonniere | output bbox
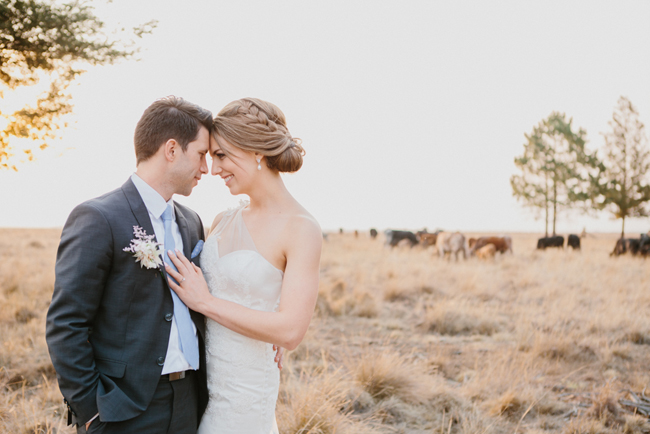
[123,226,163,269]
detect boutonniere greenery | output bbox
[123,226,163,269]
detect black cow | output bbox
[537,236,564,249]
[640,234,650,257]
[370,228,378,239]
[384,230,418,248]
[567,234,580,250]
[610,238,641,256]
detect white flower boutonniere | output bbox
[123,226,163,269]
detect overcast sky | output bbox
[2,1,650,234]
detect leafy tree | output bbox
[0,0,155,170]
[511,112,595,236]
[590,97,650,238]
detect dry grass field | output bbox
[2,228,650,433]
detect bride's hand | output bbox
[273,345,285,370]
[165,249,211,312]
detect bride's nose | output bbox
[211,160,222,176]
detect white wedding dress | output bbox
[198,202,282,434]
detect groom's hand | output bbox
[273,345,285,370]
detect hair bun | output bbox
[268,139,305,173]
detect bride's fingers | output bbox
[173,249,194,270]
[166,275,181,293]
[167,251,187,273]
[168,250,194,276]
[164,263,184,282]
[192,263,203,275]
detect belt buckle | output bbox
[169,371,186,381]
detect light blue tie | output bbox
[162,204,199,369]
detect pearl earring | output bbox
[257,157,261,171]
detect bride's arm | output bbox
[166,216,322,351]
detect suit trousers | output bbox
[77,371,199,434]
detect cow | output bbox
[537,236,564,249]
[475,243,497,260]
[611,237,641,256]
[384,230,418,248]
[416,231,438,247]
[567,234,580,250]
[640,234,650,257]
[370,228,378,239]
[469,236,512,255]
[437,232,467,260]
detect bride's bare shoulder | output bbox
[286,206,322,244]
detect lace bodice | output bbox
[198,202,282,434]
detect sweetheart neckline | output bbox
[209,203,286,274]
[208,244,284,276]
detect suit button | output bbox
[157,357,165,366]
[164,313,173,322]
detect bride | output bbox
[165,97,322,434]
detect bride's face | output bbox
[210,135,259,195]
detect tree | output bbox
[0,0,155,170]
[511,112,595,236]
[590,97,650,238]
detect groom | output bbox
[46,96,213,433]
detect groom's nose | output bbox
[200,155,208,174]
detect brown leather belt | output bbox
[162,370,192,382]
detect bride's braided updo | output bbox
[213,98,305,173]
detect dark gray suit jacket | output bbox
[46,178,208,425]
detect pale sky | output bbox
[2,1,650,234]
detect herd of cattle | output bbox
[610,233,650,257]
[378,230,514,260]
[358,229,650,259]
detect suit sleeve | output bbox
[46,203,113,424]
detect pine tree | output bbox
[591,97,650,238]
[511,112,595,236]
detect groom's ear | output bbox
[164,139,179,162]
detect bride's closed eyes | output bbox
[212,150,226,160]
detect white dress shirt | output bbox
[131,173,199,374]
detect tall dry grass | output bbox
[2,228,650,433]
[0,229,66,434]
[301,231,650,433]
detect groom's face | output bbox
[171,126,210,196]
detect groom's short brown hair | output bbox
[134,96,213,164]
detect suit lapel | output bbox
[122,178,157,242]
[122,178,169,278]
[174,203,192,260]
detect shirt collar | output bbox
[131,173,175,220]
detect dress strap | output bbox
[209,200,249,238]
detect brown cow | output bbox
[470,236,513,255]
[476,243,497,260]
[417,232,438,247]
